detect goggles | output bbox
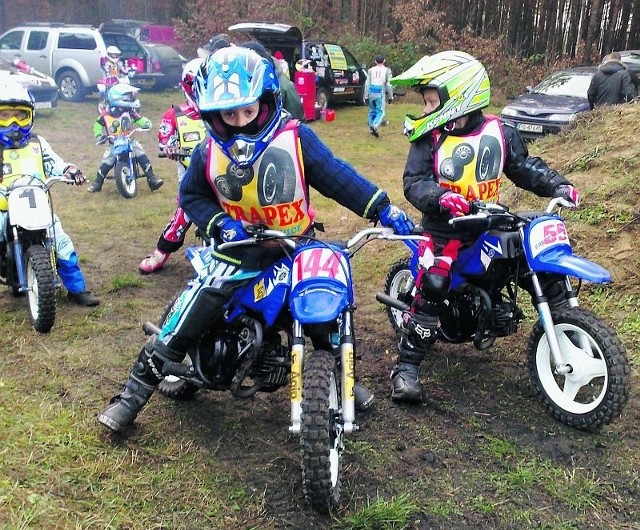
[0,105,33,128]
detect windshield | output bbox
[533,72,593,98]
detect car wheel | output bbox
[57,70,85,102]
[316,88,330,111]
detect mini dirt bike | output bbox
[0,175,73,333]
[377,198,630,430]
[146,225,420,512]
[96,117,149,199]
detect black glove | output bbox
[64,164,86,186]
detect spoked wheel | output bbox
[156,291,200,399]
[114,160,137,199]
[527,307,630,430]
[25,245,56,333]
[301,349,342,513]
[383,257,414,333]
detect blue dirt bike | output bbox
[146,224,418,512]
[96,114,149,199]
[377,198,630,430]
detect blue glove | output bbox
[379,204,414,235]
[217,217,249,243]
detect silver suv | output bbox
[0,22,107,102]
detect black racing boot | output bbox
[88,163,111,192]
[146,174,164,191]
[139,155,163,191]
[97,375,156,432]
[97,338,183,432]
[391,362,423,402]
[390,311,438,402]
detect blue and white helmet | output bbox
[0,79,34,148]
[107,82,140,110]
[193,46,283,167]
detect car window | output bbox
[153,45,180,62]
[534,72,593,98]
[27,31,48,51]
[342,48,360,71]
[0,30,23,50]
[58,32,98,50]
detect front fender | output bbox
[531,249,611,283]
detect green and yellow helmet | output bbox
[391,51,490,142]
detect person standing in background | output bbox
[587,52,636,109]
[364,54,392,137]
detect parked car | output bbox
[227,22,367,110]
[0,57,58,108]
[101,31,184,91]
[500,66,597,140]
[0,22,107,102]
[616,50,640,91]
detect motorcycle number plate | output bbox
[8,184,53,230]
[291,247,350,287]
[527,219,569,258]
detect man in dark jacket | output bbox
[587,52,636,109]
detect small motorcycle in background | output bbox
[377,198,630,430]
[96,112,149,199]
[0,175,74,333]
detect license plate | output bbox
[517,123,543,133]
[34,101,52,109]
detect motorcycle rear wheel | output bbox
[156,291,200,399]
[25,245,56,333]
[114,159,137,199]
[527,307,630,430]
[301,349,342,513]
[383,257,414,334]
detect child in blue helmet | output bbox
[0,79,99,307]
[88,83,163,193]
[97,46,414,433]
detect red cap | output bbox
[274,50,284,60]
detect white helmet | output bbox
[0,79,35,148]
[107,46,121,59]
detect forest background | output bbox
[1,0,639,103]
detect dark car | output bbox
[101,31,184,91]
[227,22,367,110]
[500,66,597,140]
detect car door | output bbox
[0,29,26,63]
[20,30,51,75]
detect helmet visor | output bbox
[0,105,32,128]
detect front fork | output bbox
[531,272,584,374]
[289,313,357,435]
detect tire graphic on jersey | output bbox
[441,143,474,182]
[476,136,501,181]
[257,148,296,206]
[227,162,254,186]
[214,174,242,201]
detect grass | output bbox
[0,90,638,529]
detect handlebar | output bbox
[0,174,75,197]
[158,148,192,160]
[448,197,576,228]
[217,226,430,255]
[96,127,149,145]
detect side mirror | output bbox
[525,86,534,93]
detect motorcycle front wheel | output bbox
[383,257,414,334]
[301,349,342,513]
[114,159,137,199]
[25,245,56,333]
[527,307,630,430]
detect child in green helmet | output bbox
[388,50,581,402]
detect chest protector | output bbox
[103,113,135,135]
[432,116,506,203]
[175,106,206,169]
[0,138,46,211]
[205,122,312,235]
